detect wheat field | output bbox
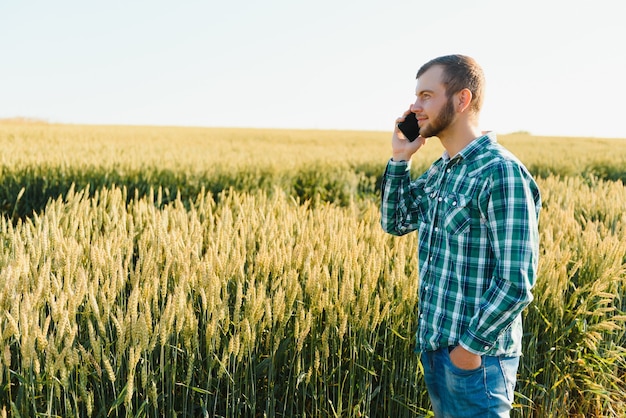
[0,123,625,417]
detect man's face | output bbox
[412,65,456,138]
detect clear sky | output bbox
[2,0,625,138]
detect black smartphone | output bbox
[397,112,420,142]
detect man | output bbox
[380,54,541,417]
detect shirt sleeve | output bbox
[460,160,541,355]
[380,159,422,236]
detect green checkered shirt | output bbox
[381,133,541,356]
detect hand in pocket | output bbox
[450,346,482,370]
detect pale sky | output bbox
[2,0,625,138]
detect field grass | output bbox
[0,123,625,417]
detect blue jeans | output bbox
[420,347,519,417]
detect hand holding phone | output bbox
[397,112,420,142]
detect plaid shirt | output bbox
[381,133,541,356]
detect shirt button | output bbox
[446,168,451,173]
[434,227,439,232]
[484,346,490,350]
[452,201,457,206]
[438,197,442,202]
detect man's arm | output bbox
[460,161,540,355]
[380,160,418,236]
[380,113,429,235]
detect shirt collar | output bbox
[441,131,497,164]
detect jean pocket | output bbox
[444,354,485,401]
[446,348,484,375]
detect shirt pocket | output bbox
[442,193,471,235]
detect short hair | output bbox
[416,54,485,114]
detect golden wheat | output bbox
[0,124,625,416]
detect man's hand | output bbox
[392,110,427,161]
[449,345,482,370]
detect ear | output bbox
[457,88,473,113]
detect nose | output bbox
[411,98,422,113]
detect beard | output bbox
[420,97,455,138]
